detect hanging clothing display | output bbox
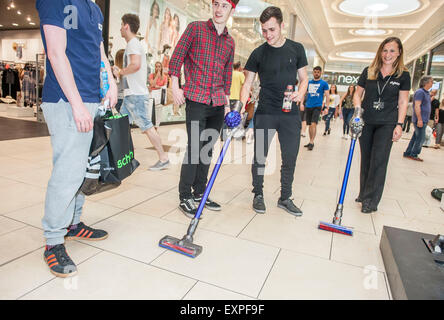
[22,68,37,106]
[1,68,21,100]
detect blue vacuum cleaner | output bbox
[159,100,247,258]
[318,108,364,236]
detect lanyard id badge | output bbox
[374,74,392,111]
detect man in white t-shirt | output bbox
[113,13,169,171]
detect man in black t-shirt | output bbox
[239,6,308,216]
[430,90,439,127]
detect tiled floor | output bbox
[1,117,443,300]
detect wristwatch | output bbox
[396,122,403,127]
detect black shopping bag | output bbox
[101,111,140,182]
[79,110,139,196]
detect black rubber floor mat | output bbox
[0,117,49,141]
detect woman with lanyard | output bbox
[353,37,410,213]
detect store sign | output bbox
[324,72,360,86]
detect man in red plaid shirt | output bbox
[169,0,239,218]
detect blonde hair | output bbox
[368,37,407,80]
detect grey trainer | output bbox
[149,159,170,171]
[253,195,266,214]
[278,198,303,216]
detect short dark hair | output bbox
[259,6,283,25]
[313,66,322,72]
[233,62,241,70]
[122,14,140,34]
[231,0,240,7]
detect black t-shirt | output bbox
[439,109,444,124]
[431,99,440,120]
[244,39,308,115]
[357,67,411,125]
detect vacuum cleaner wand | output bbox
[159,101,247,258]
[319,107,364,236]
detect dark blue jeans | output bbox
[404,123,427,157]
[323,107,336,132]
[342,108,354,134]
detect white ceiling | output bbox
[285,0,444,72]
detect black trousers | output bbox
[252,113,301,200]
[402,116,412,132]
[358,123,395,208]
[179,99,225,200]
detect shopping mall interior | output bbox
[0,0,443,301]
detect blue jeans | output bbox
[41,99,100,245]
[404,123,427,157]
[324,107,336,132]
[342,108,354,134]
[121,94,153,132]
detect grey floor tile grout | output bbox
[235,213,258,238]
[0,245,46,268]
[180,280,199,300]
[16,249,104,300]
[0,223,29,238]
[0,201,45,217]
[193,280,258,300]
[256,248,281,299]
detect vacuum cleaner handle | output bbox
[349,107,364,140]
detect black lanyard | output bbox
[377,74,392,102]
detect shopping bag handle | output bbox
[103,99,120,117]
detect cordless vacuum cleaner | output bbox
[318,107,364,236]
[159,100,247,258]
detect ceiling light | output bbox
[7,6,10,10]
[339,0,420,17]
[235,6,252,14]
[29,22,35,25]
[0,25,3,27]
[339,51,375,59]
[17,10,21,15]
[10,2,15,8]
[354,29,387,36]
[27,17,31,21]
[12,23,19,26]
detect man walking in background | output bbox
[403,75,433,161]
[304,66,329,151]
[113,13,169,171]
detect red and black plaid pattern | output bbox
[169,19,235,107]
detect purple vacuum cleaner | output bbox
[318,108,364,236]
[159,100,247,258]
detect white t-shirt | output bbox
[123,37,148,96]
[328,94,340,108]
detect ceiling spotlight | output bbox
[29,22,35,25]
[0,24,3,27]
[7,6,10,10]
[354,29,387,36]
[12,23,19,26]
[339,0,420,17]
[17,10,21,15]
[26,16,31,21]
[10,2,15,8]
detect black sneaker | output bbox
[323,132,327,136]
[278,198,303,216]
[304,143,310,148]
[65,222,108,241]
[253,194,266,214]
[361,200,375,214]
[179,198,197,218]
[44,244,77,278]
[194,194,221,211]
[307,143,314,151]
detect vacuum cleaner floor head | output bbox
[318,221,353,236]
[159,236,203,258]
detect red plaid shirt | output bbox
[169,19,235,107]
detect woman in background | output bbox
[145,1,160,60]
[338,85,355,139]
[158,8,172,56]
[323,83,340,135]
[433,98,444,149]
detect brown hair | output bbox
[122,14,140,34]
[329,84,337,95]
[115,49,125,69]
[260,6,283,25]
[233,61,241,70]
[368,37,407,80]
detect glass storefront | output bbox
[430,42,444,101]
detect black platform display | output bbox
[380,226,444,300]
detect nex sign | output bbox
[324,72,360,86]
